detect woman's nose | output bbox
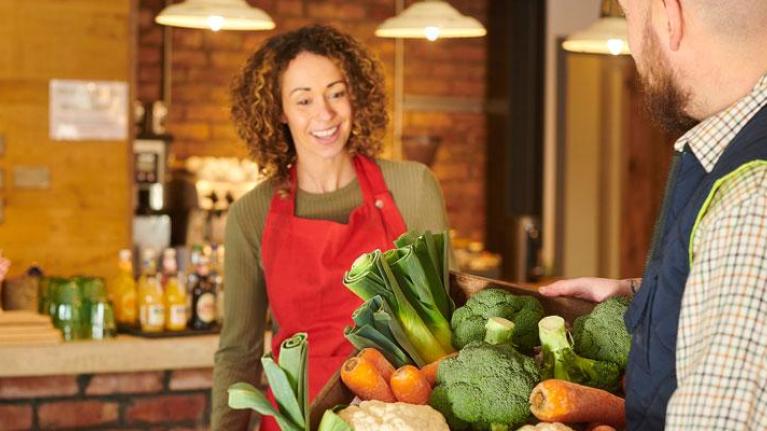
[316,98,335,121]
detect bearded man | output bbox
[540,0,767,429]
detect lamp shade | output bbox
[155,0,275,31]
[563,16,629,56]
[375,0,486,41]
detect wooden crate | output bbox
[308,271,596,429]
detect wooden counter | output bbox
[0,334,219,377]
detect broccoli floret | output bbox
[572,296,631,369]
[538,316,621,392]
[431,318,540,431]
[429,385,470,430]
[451,288,544,353]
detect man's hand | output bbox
[538,277,634,303]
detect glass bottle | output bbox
[112,249,137,326]
[137,248,165,332]
[190,252,217,330]
[162,248,187,331]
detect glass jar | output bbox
[77,277,116,340]
[52,278,84,341]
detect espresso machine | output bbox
[133,138,172,254]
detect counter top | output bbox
[0,334,219,377]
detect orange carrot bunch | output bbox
[357,348,395,381]
[529,379,625,429]
[390,365,432,404]
[340,356,396,402]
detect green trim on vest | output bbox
[689,160,767,266]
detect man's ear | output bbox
[663,0,684,51]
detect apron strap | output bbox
[352,155,385,203]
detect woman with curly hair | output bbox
[212,25,450,430]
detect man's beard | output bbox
[637,28,699,136]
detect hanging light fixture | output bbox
[375,0,486,41]
[155,0,275,32]
[563,0,629,56]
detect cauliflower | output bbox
[337,400,449,431]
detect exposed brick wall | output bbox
[0,369,213,430]
[137,0,487,241]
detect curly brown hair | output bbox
[231,25,388,184]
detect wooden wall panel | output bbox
[0,0,133,280]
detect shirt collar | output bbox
[674,73,767,172]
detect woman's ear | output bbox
[662,0,684,51]
[280,113,287,124]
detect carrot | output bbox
[357,348,395,381]
[529,379,625,428]
[390,365,432,404]
[420,352,458,386]
[587,425,616,431]
[340,357,396,402]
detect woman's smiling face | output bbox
[280,51,353,165]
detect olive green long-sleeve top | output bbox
[212,159,450,430]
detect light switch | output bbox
[13,166,51,189]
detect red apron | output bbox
[259,155,407,431]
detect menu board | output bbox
[49,79,128,141]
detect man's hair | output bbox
[692,0,767,42]
[231,25,388,184]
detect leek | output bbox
[228,382,302,431]
[344,295,425,367]
[343,251,394,305]
[395,230,455,317]
[228,333,310,431]
[344,231,457,365]
[375,253,450,363]
[279,333,308,428]
[385,247,453,352]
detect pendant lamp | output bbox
[375,0,486,41]
[155,0,275,32]
[562,0,629,56]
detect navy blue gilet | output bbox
[623,104,767,430]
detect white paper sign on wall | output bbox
[49,79,128,141]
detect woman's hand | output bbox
[538,277,634,303]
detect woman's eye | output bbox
[331,90,346,99]
[297,98,310,106]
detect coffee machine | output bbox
[133,138,172,254]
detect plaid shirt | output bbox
[665,74,767,429]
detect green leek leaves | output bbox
[228,333,310,431]
[343,230,455,366]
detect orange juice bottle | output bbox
[137,248,165,332]
[112,249,137,326]
[161,248,187,331]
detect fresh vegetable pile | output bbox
[233,230,634,431]
[336,231,633,430]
